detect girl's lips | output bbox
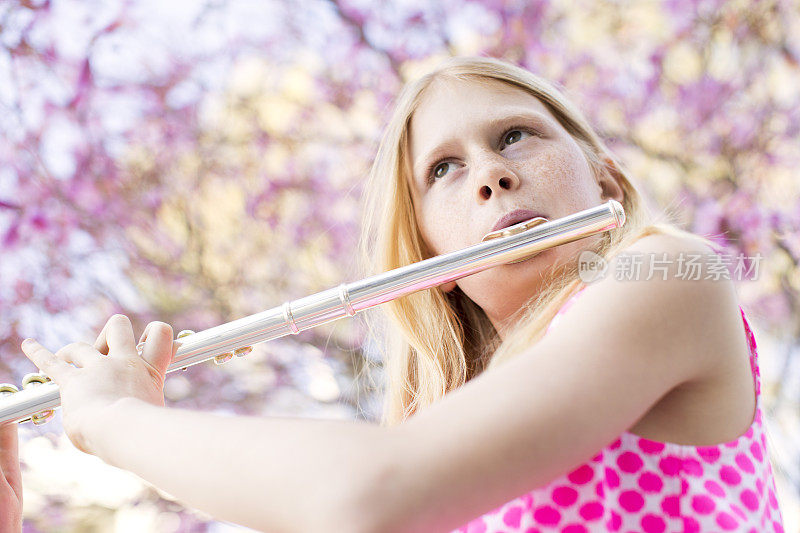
[490,209,547,233]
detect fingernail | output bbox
[21,338,35,347]
[139,323,152,344]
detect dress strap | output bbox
[738,306,762,396]
[544,284,589,335]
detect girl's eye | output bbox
[432,162,454,180]
[426,126,538,184]
[501,128,534,148]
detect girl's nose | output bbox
[473,156,520,201]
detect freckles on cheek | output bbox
[531,147,581,179]
[529,147,595,203]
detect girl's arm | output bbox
[88,397,393,533]
[358,233,749,533]
[20,317,393,533]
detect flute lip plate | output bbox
[481,216,549,242]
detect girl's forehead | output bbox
[416,77,551,116]
[409,79,554,146]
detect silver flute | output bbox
[0,200,625,425]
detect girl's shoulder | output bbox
[593,232,759,447]
[612,230,721,262]
[577,230,747,384]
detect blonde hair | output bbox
[358,55,715,427]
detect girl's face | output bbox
[407,77,624,338]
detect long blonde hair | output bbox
[358,56,714,427]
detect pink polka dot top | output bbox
[451,284,786,533]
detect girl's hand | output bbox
[19,315,175,456]
[0,422,22,530]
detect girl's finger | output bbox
[0,422,19,476]
[93,318,112,355]
[20,339,70,381]
[140,322,175,377]
[137,322,154,348]
[93,315,137,359]
[0,422,21,500]
[0,422,18,469]
[55,342,101,368]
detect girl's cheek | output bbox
[531,145,578,176]
[417,204,457,255]
[538,146,595,193]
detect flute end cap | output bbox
[609,199,626,227]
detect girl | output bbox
[1,56,785,532]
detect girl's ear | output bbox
[440,281,457,293]
[599,157,625,203]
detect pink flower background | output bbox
[0,0,798,530]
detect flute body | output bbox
[0,200,625,425]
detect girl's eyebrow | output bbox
[412,110,550,180]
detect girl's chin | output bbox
[459,248,556,292]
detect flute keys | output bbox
[234,346,252,357]
[214,352,234,365]
[21,373,55,425]
[22,373,51,387]
[0,383,19,395]
[213,345,251,364]
[30,410,55,425]
[176,331,195,370]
